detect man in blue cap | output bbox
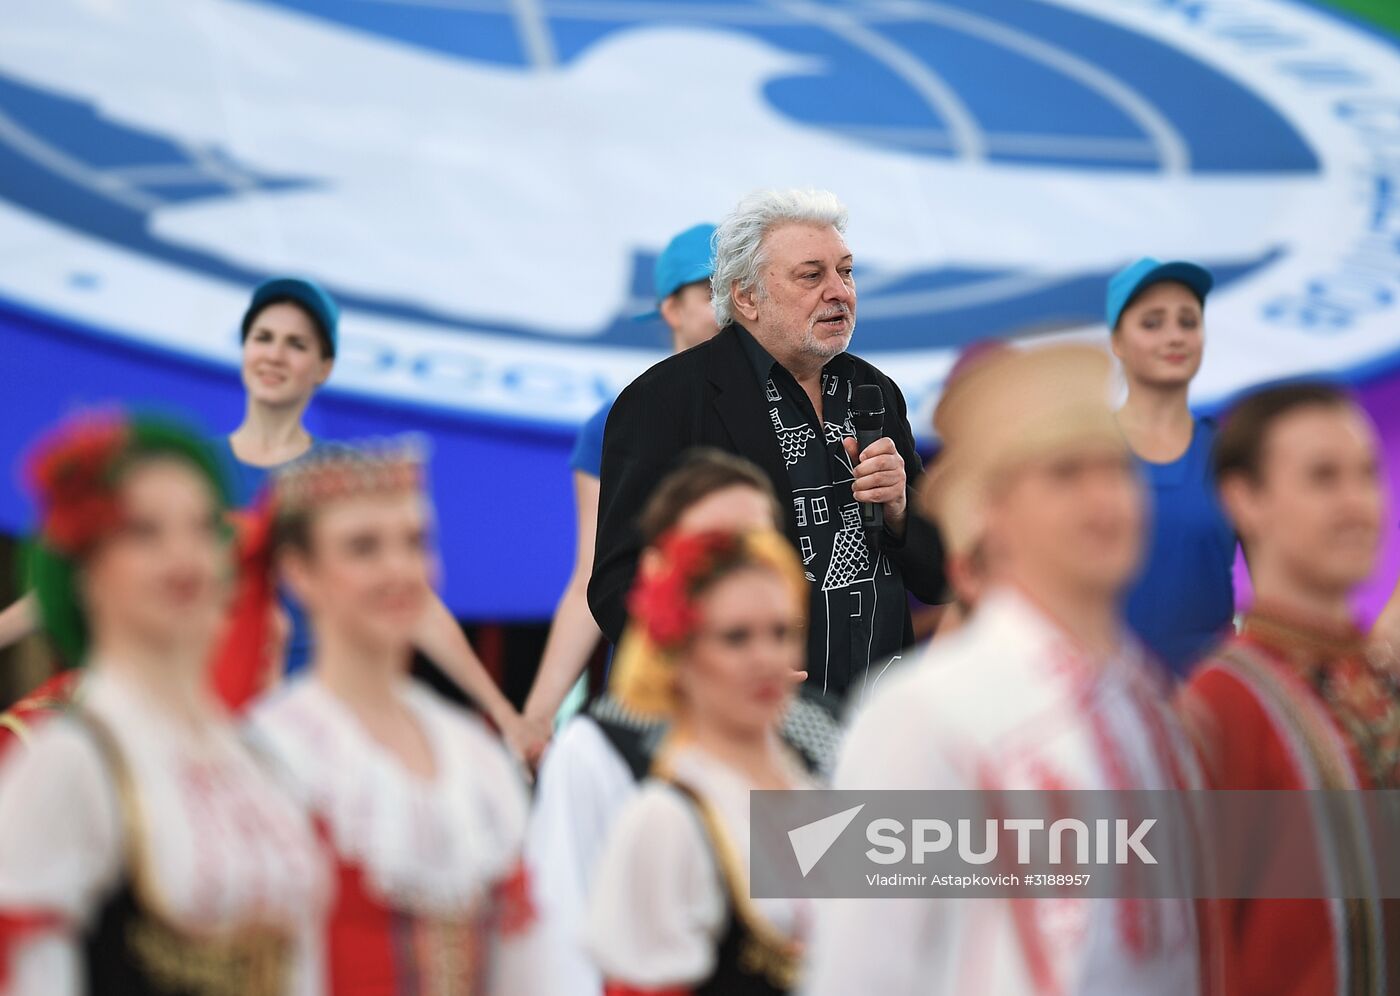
[514,223,721,761]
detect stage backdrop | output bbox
[1,0,1398,620]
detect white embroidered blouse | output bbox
[248,676,561,994]
[0,668,328,995]
[585,740,814,989]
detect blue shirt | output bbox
[215,437,322,676]
[1123,417,1236,679]
[569,400,612,479]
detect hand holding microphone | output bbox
[845,385,908,542]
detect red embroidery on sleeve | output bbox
[603,983,691,996]
[492,859,537,937]
[0,910,65,986]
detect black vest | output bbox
[659,778,800,996]
[588,685,845,782]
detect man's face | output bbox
[986,445,1144,601]
[660,280,720,352]
[733,222,856,369]
[1224,404,1383,597]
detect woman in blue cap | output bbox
[1108,258,1237,679]
[221,277,339,505]
[217,277,337,679]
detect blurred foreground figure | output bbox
[922,339,1010,638]
[247,441,557,995]
[586,530,814,995]
[528,450,837,996]
[0,413,326,994]
[1181,383,1400,995]
[806,344,1208,995]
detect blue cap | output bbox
[243,277,340,356]
[637,223,717,320]
[1105,258,1214,331]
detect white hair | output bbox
[710,188,849,328]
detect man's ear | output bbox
[946,552,980,610]
[731,281,761,324]
[1217,474,1258,544]
[975,470,1018,576]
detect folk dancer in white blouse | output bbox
[246,440,558,995]
[0,412,328,996]
[527,450,844,996]
[805,343,1214,995]
[586,529,815,996]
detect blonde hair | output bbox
[610,529,808,719]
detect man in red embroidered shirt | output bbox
[1181,382,1400,995]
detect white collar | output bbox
[251,677,525,915]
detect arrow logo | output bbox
[788,804,864,877]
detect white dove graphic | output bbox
[0,0,1317,335]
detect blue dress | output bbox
[215,437,322,676]
[1123,417,1237,679]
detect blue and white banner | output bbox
[1,0,1398,614]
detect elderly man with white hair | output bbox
[589,189,946,702]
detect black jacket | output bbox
[588,324,946,657]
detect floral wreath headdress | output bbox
[611,528,808,718]
[22,410,230,667]
[26,413,134,558]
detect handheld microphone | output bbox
[850,384,886,537]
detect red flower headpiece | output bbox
[24,415,131,556]
[626,529,742,651]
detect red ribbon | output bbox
[207,495,279,713]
